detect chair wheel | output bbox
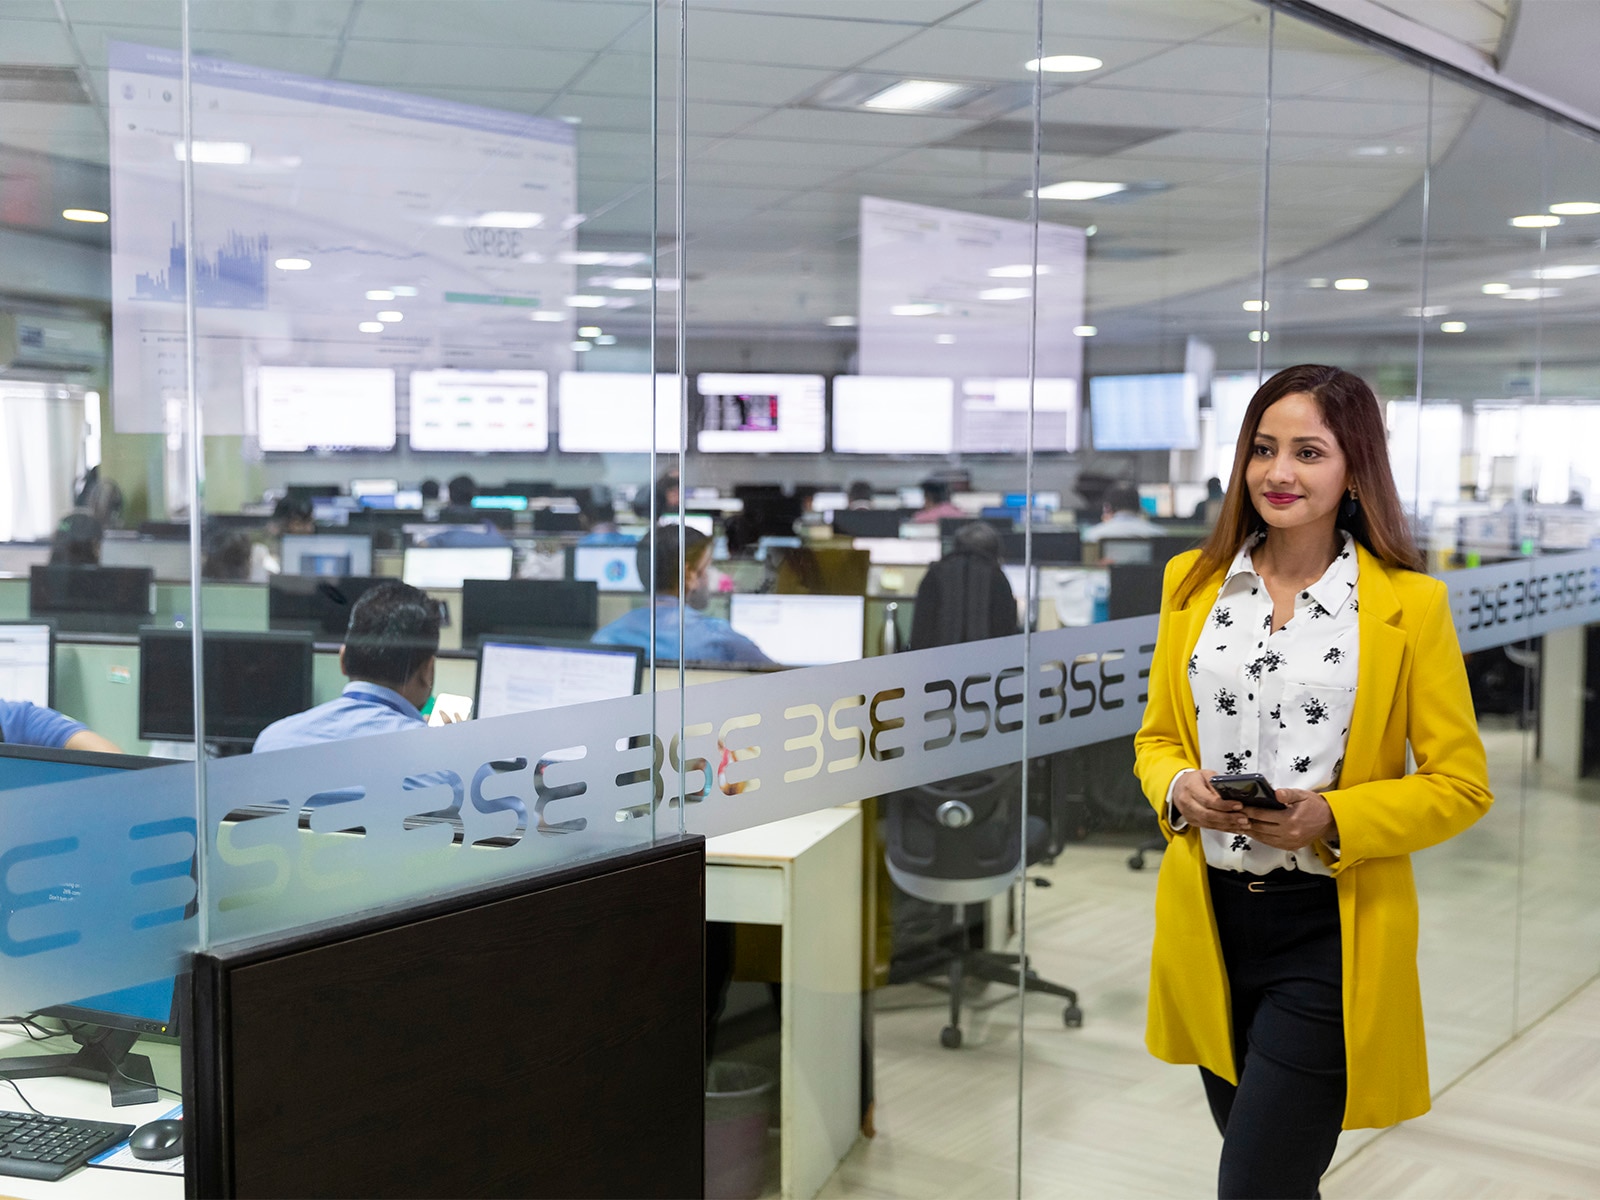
[1063,1005,1083,1028]
[1127,854,1145,870]
[940,1025,963,1049]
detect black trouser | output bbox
[1201,867,1346,1200]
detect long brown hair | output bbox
[1176,364,1424,606]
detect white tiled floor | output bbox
[823,724,1600,1197]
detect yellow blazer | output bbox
[1134,544,1493,1130]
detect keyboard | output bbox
[0,1110,134,1181]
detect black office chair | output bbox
[884,762,1082,1048]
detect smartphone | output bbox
[1209,772,1286,810]
[427,692,473,727]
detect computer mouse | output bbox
[129,1118,184,1161]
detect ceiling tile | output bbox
[0,19,79,65]
[687,9,919,68]
[735,106,982,148]
[336,41,593,90]
[352,0,646,49]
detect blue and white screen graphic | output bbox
[108,43,577,436]
[1089,373,1201,451]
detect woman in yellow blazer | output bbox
[1134,364,1491,1199]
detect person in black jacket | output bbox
[910,521,1019,648]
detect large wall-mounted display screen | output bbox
[831,376,955,455]
[256,367,396,452]
[408,369,549,453]
[696,373,826,454]
[958,378,1079,453]
[557,373,683,453]
[1089,373,1200,451]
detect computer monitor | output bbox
[29,565,153,629]
[1089,372,1201,451]
[957,377,1080,453]
[831,508,904,539]
[268,575,387,637]
[401,546,515,589]
[256,366,398,452]
[0,622,54,707]
[460,579,600,646]
[852,538,942,566]
[474,637,643,720]
[695,373,826,453]
[138,628,315,747]
[1108,563,1166,620]
[810,490,849,513]
[939,516,1013,540]
[137,520,191,541]
[408,368,550,453]
[999,530,1081,564]
[831,376,955,454]
[471,494,530,512]
[99,535,192,581]
[350,479,398,498]
[729,593,865,666]
[279,533,374,577]
[572,544,644,593]
[771,546,871,596]
[0,742,179,1106]
[556,372,682,453]
[531,507,585,533]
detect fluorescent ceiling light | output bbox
[1549,201,1600,216]
[1498,286,1561,300]
[1248,330,1269,342]
[572,340,592,352]
[1510,214,1561,228]
[1333,277,1368,291]
[1033,180,1125,201]
[597,275,677,291]
[392,286,418,297]
[1072,325,1097,337]
[861,79,967,110]
[530,311,566,322]
[61,208,108,223]
[274,257,311,271]
[1025,55,1103,73]
[825,315,857,327]
[1305,278,1329,289]
[376,310,403,322]
[989,263,1052,278]
[1403,304,1450,317]
[595,335,617,345]
[566,295,607,308]
[979,287,1030,301]
[560,250,649,266]
[473,211,544,228]
[890,303,942,317]
[1242,299,1268,312]
[173,140,252,164]
[577,325,602,337]
[935,334,956,345]
[1440,321,1467,333]
[358,321,383,333]
[365,289,395,301]
[1481,282,1511,294]
[1533,264,1600,279]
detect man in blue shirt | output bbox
[253,581,446,752]
[592,525,772,665]
[0,700,120,753]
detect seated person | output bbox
[48,511,103,566]
[577,486,637,546]
[910,522,1019,648]
[1080,482,1160,543]
[845,481,875,510]
[0,698,120,754]
[592,525,771,665]
[253,581,448,752]
[909,479,965,524]
[417,473,510,547]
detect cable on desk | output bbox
[0,1017,62,1042]
[0,1075,44,1116]
[110,1062,182,1102]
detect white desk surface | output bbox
[0,1029,182,1199]
[704,806,858,863]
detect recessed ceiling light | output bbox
[1073,325,1097,337]
[578,325,602,337]
[1510,214,1561,228]
[1481,282,1511,294]
[358,321,383,333]
[1242,299,1268,312]
[595,334,617,345]
[1498,286,1561,300]
[601,275,676,291]
[566,295,607,308]
[1306,278,1329,289]
[1033,180,1126,201]
[1025,55,1103,73]
[989,263,1053,278]
[979,287,1030,301]
[559,250,650,266]
[1440,321,1467,333]
[530,311,566,322]
[891,303,942,317]
[825,315,857,327]
[366,289,395,301]
[1333,277,1369,290]
[173,140,251,164]
[861,79,968,111]
[1533,264,1600,279]
[375,310,403,322]
[473,211,544,228]
[1549,201,1600,216]
[1248,330,1270,342]
[1403,304,1450,317]
[391,286,418,297]
[572,340,592,352]
[61,208,108,223]
[274,257,311,271]
[935,334,956,345]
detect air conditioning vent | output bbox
[0,313,106,373]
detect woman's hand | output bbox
[1171,769,1251,834]
[1246,788,1336,852]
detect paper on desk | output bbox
[88,1104,183,1176]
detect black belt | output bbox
[1207,866,1335,894]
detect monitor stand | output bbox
[0,1027,158,1107]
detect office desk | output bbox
[0,1029,181,1199]
[707,807,862,1200]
